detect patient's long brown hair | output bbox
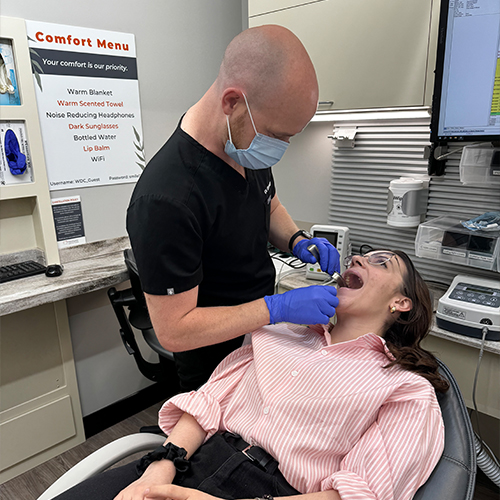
[382,250,449,393]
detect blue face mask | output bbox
[224,93,289,170]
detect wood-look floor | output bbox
[1,401,499,500]
[0,402,163,500]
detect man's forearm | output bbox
[268,199,302,252]
[147,295,271,352]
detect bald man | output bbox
[127,25,341,391]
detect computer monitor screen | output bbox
[430,0,500,142]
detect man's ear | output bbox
[221,88,243,115]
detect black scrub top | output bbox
[126,123,276,308]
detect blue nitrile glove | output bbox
[293,237,341,275]
[264,286,339,325]
[4,129,27,175]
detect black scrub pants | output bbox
[174,337,245,392]
[51,433,300,500]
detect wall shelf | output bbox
[0,16,59,265]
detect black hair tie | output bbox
[136,442,190,476]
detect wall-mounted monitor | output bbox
[430,0,500,143]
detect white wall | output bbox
[1,0,245,415]
[272,121,333,228]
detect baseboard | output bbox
[83,382,173,438]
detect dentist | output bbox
[127,25,340,391]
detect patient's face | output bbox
[336,251,407,316]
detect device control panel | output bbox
[436,274,500,340]
[448,282,500,308]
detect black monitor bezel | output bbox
[430,0,500,143]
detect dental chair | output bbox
[413,360,476,499]
[108,248,177,385]
[37,359,476,500]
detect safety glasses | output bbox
[343,250,396,269]
[344,250,409,296]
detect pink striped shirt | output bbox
[159,324,444,499]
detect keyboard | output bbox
[0,260,47,283]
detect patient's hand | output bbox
[113,460,176,500]
[144,485,218,500]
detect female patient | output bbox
[54,250,449,500]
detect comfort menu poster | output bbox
[26,21,145,190]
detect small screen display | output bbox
[314,230,338,247]
[464,286,495,295]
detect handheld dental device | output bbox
[307,244,346,288]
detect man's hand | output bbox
[144,484,219,500]
[264,285,339,325]
[293,237,340,275]
[113,460,175,500]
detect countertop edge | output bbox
[0,238,131,316]
[0,270,129,316]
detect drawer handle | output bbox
[318,100,334,107]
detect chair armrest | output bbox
[38,433,166,500]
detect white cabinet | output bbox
[0,301,85,482]
[0,17,84,482]
[249,0,326,17]
[249,0,439,110]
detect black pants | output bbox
[52,433,299,500]
[174,336,245,391]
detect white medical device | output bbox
[305,225,350,280]
[436,274,500,341]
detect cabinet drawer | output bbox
[0,396,76,471]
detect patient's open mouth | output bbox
[344,273,363,289]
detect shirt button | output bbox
[321,350,327,356]
[291,370,298,377]
[263,407,270,414]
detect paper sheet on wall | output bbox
[26,20,145,190]
[51,195,86,248]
